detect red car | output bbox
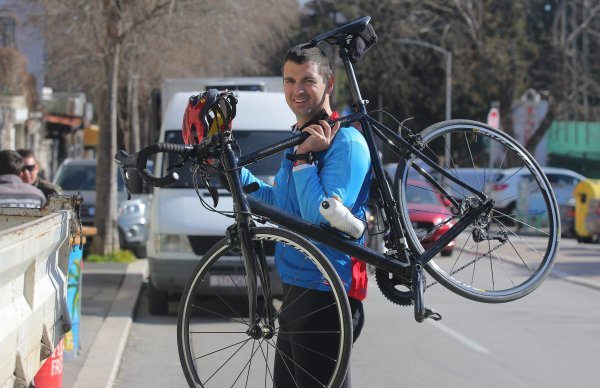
[405,179,456,256]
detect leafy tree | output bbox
[297,0,599,162]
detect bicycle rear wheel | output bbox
[177,226,352,387]
[394,120,560,303]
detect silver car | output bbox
[52,158,151,257]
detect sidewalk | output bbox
[62,259,148,388]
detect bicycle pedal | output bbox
[423,307,442,321]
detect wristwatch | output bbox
[287,151,315,166]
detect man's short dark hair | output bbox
[0,150,24,175]
[282,44,334,82]
[17,148,35,159]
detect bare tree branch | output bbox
[565,2,600,46]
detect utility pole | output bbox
[395,38,452,167]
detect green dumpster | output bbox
[574,179,600,243]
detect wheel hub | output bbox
[248,324,275,340]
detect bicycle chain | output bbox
[418,216,456,243]
[425,238,508,289]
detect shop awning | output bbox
[45,114,83,138]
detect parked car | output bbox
[365,178,456,256]
[514,168,586,236]
[405,179,456,256]
[383,161,434,183]
[53,158,151,257]
[384,164,499,201]
[489,167,584,212]
[489,167,585,235]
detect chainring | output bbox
[375,267,426,307]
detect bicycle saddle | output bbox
[310,16,371,45]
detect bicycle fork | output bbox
[222,142,275,339]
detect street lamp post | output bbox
[394,38,452,168]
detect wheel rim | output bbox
[396,121,560,302]
[177,228,351,387]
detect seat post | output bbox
[339,48,368,115]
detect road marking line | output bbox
[366,274,490,354]
[427,320,491,354]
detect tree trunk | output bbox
[91,40,121,255]
[131,74,141,151]
[91,0,122,255]
[525,96,555,153]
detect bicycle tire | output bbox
[177,226,352,387]
[394,119,560,303]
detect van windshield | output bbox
[163,130,291,188]
[56,164,125,191]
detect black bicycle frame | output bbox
[222,41,493,324]
[231,49,491,268]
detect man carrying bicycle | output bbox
[239,43,372,387]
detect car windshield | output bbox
[56,164,125,191]
[406,184,440,205]
[163,130,291,188]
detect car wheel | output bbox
[133,246,147,258]
[440,249,452,257]
[118,229,126,250]
[148,281,169,315]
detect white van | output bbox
[146,91,295,314]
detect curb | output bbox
[463,247,600,292]
[551,268,600,291]
[72,259,148,388]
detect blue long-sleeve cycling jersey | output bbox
[240,126,372,292]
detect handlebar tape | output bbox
[115,143,193,188]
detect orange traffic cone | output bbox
[34,340,64,387]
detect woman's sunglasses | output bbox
[22,165,36,172]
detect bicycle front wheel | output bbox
[177,226,352,387]
[395,120,560,303]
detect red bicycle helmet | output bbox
[182,89,237,145]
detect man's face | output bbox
[283,60,331,126]
[20,156,39,184]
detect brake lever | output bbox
[201,173,219,207]
[118,166,132,200]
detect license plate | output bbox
[209,275,246,287]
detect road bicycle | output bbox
[116,16,559,388]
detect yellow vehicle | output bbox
[574,179,600,243]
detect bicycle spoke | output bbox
[401,123,557,301]
[275,302,338,331]
[194,338,250,361]
[214,292,250,326]
[490,242,516,288]
[204,338,252,384]
[274,333,338,362]
[270,341,300,388]
[264,339,327,388]
[258,339,274,388]
[495,217,546,260]
[230,339,264,388]
[487,239,495,290]
[179,228,351,387]
[190,302,249,325]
